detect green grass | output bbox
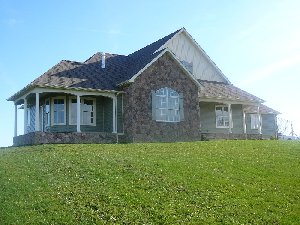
[0,141,300,224]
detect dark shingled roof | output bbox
[244,104,280,114]
[8,29,180,101]
[8,27,275,114]
[198,80,264,103]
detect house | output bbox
[8,28,279,146]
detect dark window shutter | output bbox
[151,90,156,120]
[179,93,184,121]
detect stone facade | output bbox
[13,132,118,146]
[122,52,201,143]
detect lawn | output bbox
[0,140,299,224]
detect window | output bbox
[215,105,232,128]
[152,87,183,122]
[45,99,50,126]
[251,114,260,129]
[69,97,96,126]
[181,60,193,74]
[52,97,66,125]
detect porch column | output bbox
[77,95,81,132]
[14,103,18,137]
[243,110,246,134]
[228,103,232,133]
[112,97,117,133]
[257,105,262,134]
[35,93,40,132]
[24,98,27,134]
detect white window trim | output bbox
[69,97,96,126]
[45,98,50,127]
[155,87,180,123]
[51,96,66,126]
[215,105,233,128]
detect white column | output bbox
[112,97,117,133]
[228,103,232,133]
[14,103,18,137]
[77,95,81,132]
[35,93,40,132]
[257,105,262,134]
[24,98,27,134]
[116,96,118,133]
[243,110,246,134]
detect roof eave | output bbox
[7,84,35,102]
[8,85,123,102]
[199,96,264,105]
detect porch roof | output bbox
[244,104,280,114]
[198,80,264,104]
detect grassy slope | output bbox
[0,141,299,224]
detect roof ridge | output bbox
[128,28,182,57]
[84,52,100,63]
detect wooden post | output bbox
[35,93,40,131]
[228,103,232,134]
[257,105,262,134]
[243,110,246,134]
[77,95,81,132]
[116,95,118,133]
[14,103,18,137]
[112,97,117,133]
[24,98,27,134]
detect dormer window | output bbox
[181,60,193,74]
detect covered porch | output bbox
[11,87,124,146]
[198,80,265,140]
[199,100,263,136]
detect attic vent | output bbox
[181,60,193,74]
[101,52,106,68]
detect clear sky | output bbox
[1,0,299,147]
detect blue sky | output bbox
[1,0,299,146]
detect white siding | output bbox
[164,32,227,83]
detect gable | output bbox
[122,51,201,142]
[128,49,200,88]
[160,29,230,83]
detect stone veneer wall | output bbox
[122,52,201,143]
[13,132,117,146]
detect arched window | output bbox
[152,87,184,122]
